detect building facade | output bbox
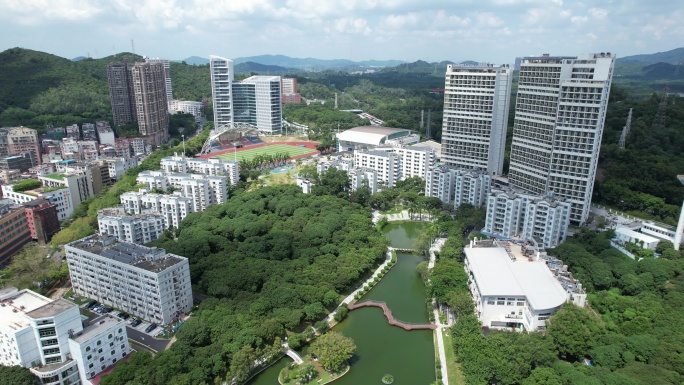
[23,199,60,243]
[508,53,615,225]
[107,61,137,126]
[137,171,228,211]
[131,62,170,146]
[160,155,239,185]
[441,64,512,175]
[210,56,234,128]
[143,57,173,101]
[425,166,491,208]
[65,235,193,325]
[98,208,165,245]
[8,127,41,166]
[463,240,570,331]
[0,200,31,266]
[2,184,74,222]
[483,188,571,249]
[233,76,282,132]
[353,150,401,189]
[120,190,194,230]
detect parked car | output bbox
[102,307,113,313]
[130,319,142,327]
[145,323,158,333]
[87,301,99,309]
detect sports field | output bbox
[214,143,317,162]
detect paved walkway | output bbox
[283,346,304,364]
[325,248,394,324]
[428,238,449,385]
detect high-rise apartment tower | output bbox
[508,53,615,225]
[441,64,512,175]
[107,61,137,126]
[144,57,173,101]
[132,62,170,146]
[210,56,234,128]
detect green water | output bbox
[383,221,428,249]
[248,221,434,385]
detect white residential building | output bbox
[96,122,115,146]
[168,100,203,122]
[378,145,436,180]
[210,56,234,128]
[1,184,74,221]
[348,168,379,195]
[67,315,130,384]
[65,235,193,325]
[120,190,194,230]
[137,171,228,211]
[39,172,94,209]
[104,157,138,180]
[295,175,313,194]
[508,53,615,225]
[353,150,401,189]
[614,227,660,250]
[98,208,166,244]
[0,288,130,385]
[463,240,573,331]
[483,188,571,249]
[425,166,491,208]
[441,64,512,175]
[317,158,353,174]
[160,154,239,185]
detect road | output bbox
[126,326,170,353]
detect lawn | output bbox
[215,144,317,163]
[440,329,466,385]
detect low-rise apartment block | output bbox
[483,188,571,249]
[353,150,401,189]
[0,199,31,266]
[425,166,491,208]
[1,184,74,221]
[120,189,194,230]
[98,207,165,244]
[0,288,130,385]
[137,171,228,211]
[160,154,239,185]
[66,235,193,325]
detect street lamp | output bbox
[675,175,684,251]
[181,134,186,157]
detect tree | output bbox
[0,366,37,385]
[309,332,356,371]
[12,179,41,192]
[296,363,318,383]
[547,304,601,359]
[522,367,562,385]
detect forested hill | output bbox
[0,48,211,129]
[595,87,684,224]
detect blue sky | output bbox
[0,0,681,63]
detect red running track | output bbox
[198,140,321,161]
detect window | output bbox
[88,363,93,369]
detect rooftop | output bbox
[465,245,568,311]
[0,289,52,331]
[72,315,124,344]
[25,298,77,319]
[44,174,66,181]
[68,235,186,273]
[615,227,661,244]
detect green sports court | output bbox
[213,143,318,163]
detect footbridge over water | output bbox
[347,300,437,331]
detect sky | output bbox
[0,0,682,64]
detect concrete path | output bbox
[428,238,446,269]
[432,302,449,385]
[284,347,304,364]
[325,248,394,324]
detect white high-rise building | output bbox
[378,146,436,180]
[66,235,193,325]
[508,53,615,225]
[232,75,282,133]
[137,171,228,212]
[441,64,512,175]
[209,56,234,128]
[349,168,379,195]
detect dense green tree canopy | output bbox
[309,332,356,371]
[0,365,38,385]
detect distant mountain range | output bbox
[179,54,405,70]
[618,47,684,64]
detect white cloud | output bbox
[476,12,504,27]
[331,17,372,35]
[382,13,420,29]
[0,0,102,24]
[434,10,471,28]
[588,7,608,19]
[571,16,588,25]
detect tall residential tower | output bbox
[508,53,615,224]
[441,64,512,175]
[107,61,137,126]
[210,56,234,128]
[131,62,170,146]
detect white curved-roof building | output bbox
[464,241,569,331]
[337,126,419,151]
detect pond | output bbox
[248,221,434,385]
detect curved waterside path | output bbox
[248,221,434,385]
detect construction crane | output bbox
[618,108,633,149]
